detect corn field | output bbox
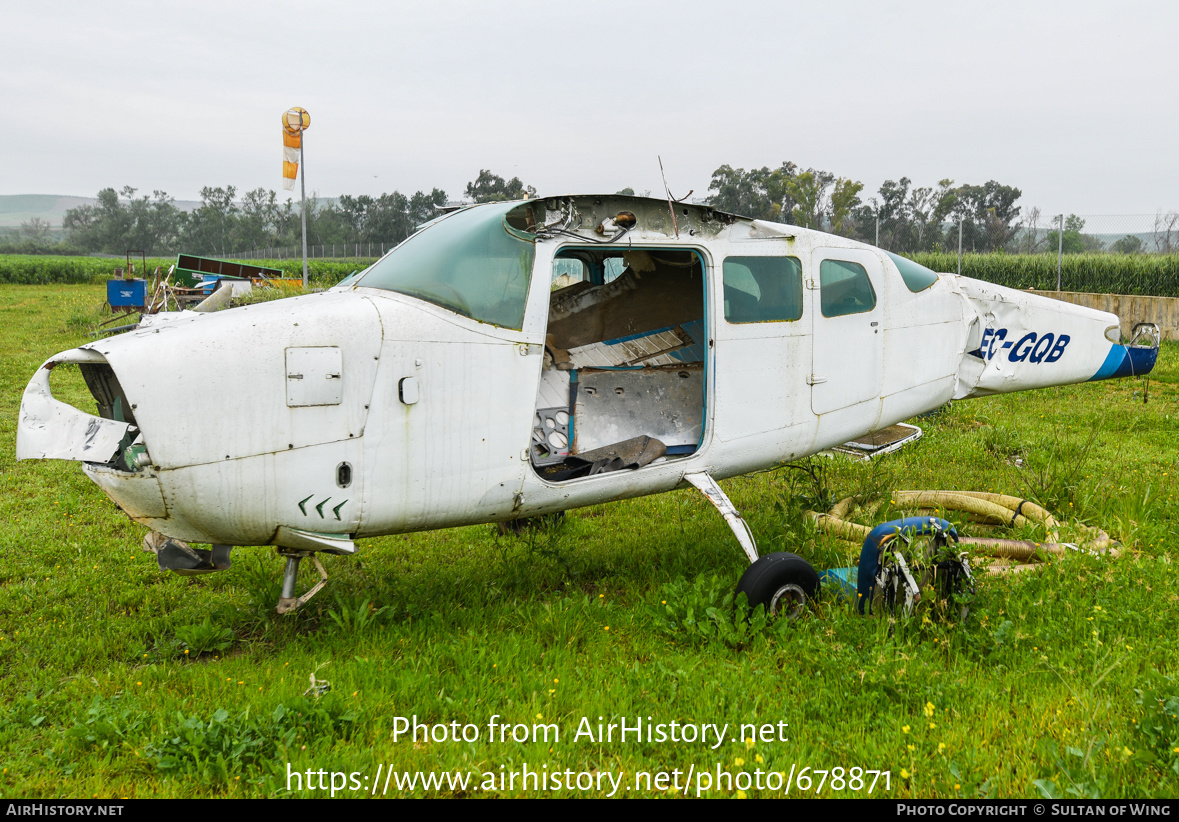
[3,252,1178,297]
[0,255,370,287]
[0,255,174,285]
[906,252,1179,296]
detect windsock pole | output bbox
[299,135,308,287]
[282,107,311,287]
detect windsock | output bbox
[282,107,310,191]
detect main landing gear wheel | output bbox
[736,552,820,620]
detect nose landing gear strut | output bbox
[276,549,329,614]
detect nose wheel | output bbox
[276,549,329,614]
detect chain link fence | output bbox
[222,242,393,261]
[906,212,1179,296]
[1004,211,1179,256]
[222,211,1179,297]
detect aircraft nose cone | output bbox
[75,292,383,546]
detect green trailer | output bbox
[172,254,286,289]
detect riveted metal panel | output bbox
[286,347,342,407]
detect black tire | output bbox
[735,552,820,620]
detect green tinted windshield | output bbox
[356,201,536,329]
[884,251,939,293]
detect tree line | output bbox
[5,169,535,256]
[47,185,449,257]
[2,164,1156,257]
[705,164,1172,255]
[706,163,1027,253]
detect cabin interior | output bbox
[531,248,706,481]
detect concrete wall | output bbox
[1029,290,1179,341]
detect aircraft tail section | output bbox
[949,275,1158,400]
[1087,330,1160,381]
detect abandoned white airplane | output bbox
[16,196,1160,614]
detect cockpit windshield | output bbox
[355,201,538,329]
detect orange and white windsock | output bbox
[282,107,310,191]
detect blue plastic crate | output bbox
[107,279,146,308]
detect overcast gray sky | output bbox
[3,0,1176,215]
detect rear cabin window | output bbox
[819,259,876,317]
[723,256,803,323]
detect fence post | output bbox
[957,219,963,275]
[1056,213,1064,291]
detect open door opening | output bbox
[531,248,707,482]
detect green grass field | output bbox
[1,285,1177,799]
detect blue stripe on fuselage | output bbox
[1088,344,1158,381]
[1089,345,1126,381]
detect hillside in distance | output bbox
[0,194,201,228]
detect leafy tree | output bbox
[950,181,1022,252]
[60,202,95,244]
[58,182,449,256]
[364,192,412,245]
[127,189,182,252]
[465,170,534,203]
[19,217,52,246]
[343,188,447,244]
[852,177,965,251]
[62,188,128,252]
[1046,214,1103,254]
[61,187,181,254]
[1111,234,1143,254]
[706,162,797,221]
[873,177,913,249]
[181,186,238,256]
[907,184,943,251]
[784,169,835,229]
[929,180,959,226]
[829,178,863,236]
[232,188,289,251]
[408,188,448,229]
[336,194,376,245]
[304,194,348,246]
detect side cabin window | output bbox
[819,259,876,317]
[723,256,803,323]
